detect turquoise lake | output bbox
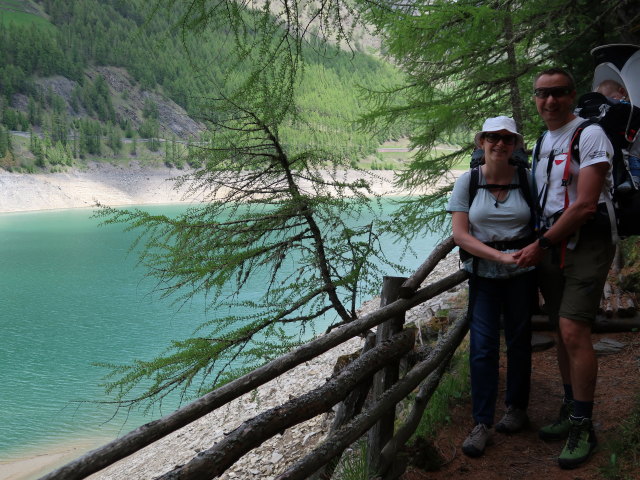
[0,203,439,460]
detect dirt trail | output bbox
[402,331,640,480]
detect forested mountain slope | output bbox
[0,0,405,170]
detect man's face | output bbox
[533,73,576,129]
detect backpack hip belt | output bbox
[485,236,535,252]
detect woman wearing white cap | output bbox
[447,116,537,457]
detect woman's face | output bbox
[480,129,516,163]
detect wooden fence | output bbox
[40,236,469,480]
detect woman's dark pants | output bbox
[467,270,536,426]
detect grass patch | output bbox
[450,156,470,170]
[411,343,470,439]
[599,391,640,479]
[0,2,53,29]
[333,440,370,480]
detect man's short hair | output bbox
[533,67,576,91]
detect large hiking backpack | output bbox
[459,148,535,264]
[556,92,640,238]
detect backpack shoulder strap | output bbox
[568,119,595,165]
[516,165,536,231]
[468,166,480,208]
[532,131,547,174]
[516,165,533,208]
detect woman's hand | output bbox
[498,252,517,265]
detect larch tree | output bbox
[95,0,403,409]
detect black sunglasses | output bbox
[533,86,573,99]
[483,133,517,145]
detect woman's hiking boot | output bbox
[539,400,573,440]
[462,423,492,457]
[495,405,529,433]
[558,416,598,469]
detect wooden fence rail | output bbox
[158,329,417,480]
[40,238,468,480]
[275,310,469,480]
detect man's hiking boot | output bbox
[462,423,492,457]
[558,416,598,469]
[539,400,573,440]
[495,406,529,434]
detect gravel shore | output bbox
[0,163,458,214]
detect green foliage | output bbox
[44,137,73,166]
[137,118,158,139]
[95,49,406,404]
[1,0,409,173]
[0,14,81,96]
[78,118,102,156]
[107,125,123,154]
[0,125,8,157]
[27,97,42,126]
[30,129,44,166]
[333,440,370,480]
[2,106,28,131]
[48,110,69,146]
[357,0,639,239]
[75,75,116,123]
[142,98,159,120]
[24,0,403,153]
[599,392,640,479]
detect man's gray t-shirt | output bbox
[447,168,534,278]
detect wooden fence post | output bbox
[367,276,408,476]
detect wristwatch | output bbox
[538,236,552,250]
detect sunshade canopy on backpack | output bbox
[621,51,640,105]
[590,44,640,105]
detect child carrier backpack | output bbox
[536,92,640,239]
[459,148,535,265]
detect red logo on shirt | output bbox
[554,159,564,165]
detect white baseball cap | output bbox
[474,116,524,149]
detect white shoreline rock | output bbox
[0,164,461,214]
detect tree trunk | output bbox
[503,5,524,132]
[379,350,455,479]
[307,332,377,480]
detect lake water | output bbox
[0,203,439,460]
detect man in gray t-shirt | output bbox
[514,67,615,470]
